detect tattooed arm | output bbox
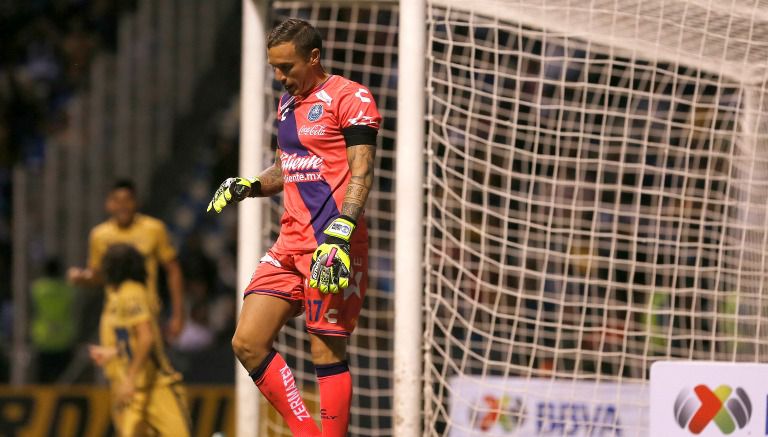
[341,144,376,221]
[249,150,285,197]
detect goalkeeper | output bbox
[208,18,380,437]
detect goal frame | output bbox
[394,0,427,435]
[237,1,268,436]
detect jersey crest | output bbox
[307,103,324,121]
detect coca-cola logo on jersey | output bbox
[298,124,327,136]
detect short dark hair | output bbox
[110,179,136,195]
[102,244,147,286]
[267,18,322,59]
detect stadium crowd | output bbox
[0,0,126,383]
[0,0,240,385]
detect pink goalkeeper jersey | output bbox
[274,75,381,253]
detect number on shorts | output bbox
[306,299,323,322]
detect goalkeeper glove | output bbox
[206,177,259,213]
[309,216,356,294]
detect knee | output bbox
[231,334,248,360]
[232,333,270,366]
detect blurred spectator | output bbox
[0,0,131,172]
[60,16,96,88]
[207,292,236,341]
[179,232,218,297]
[30,258,78,383]
[173,301,214,353]
[175,231,236,356]
[87,0,120,51]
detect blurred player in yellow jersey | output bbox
[89,244,191,436]
[68,179,185,340]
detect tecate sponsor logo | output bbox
[298,124,327,136]
[281,152,323,172]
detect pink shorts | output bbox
[244,244,368,337]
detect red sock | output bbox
[315,361,352,437]
[250,350,320,437]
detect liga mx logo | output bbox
[674,385,752,435]
[307,103,323,121]
[473,395,525,432]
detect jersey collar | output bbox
[297,75,335,102]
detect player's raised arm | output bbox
[206,150,285,213]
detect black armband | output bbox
[342,125,378,147]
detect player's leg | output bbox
[235,294,320,436]
[110,402,130,437]
[300,242,368,437]
[309,333,352,437]
[144,382,191,437]
[117,412,144,437]
[116,391,150,437]
[232,293,296,370]
[233,253,320,436]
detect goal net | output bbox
[259,2,399,436]
[424,0,768,436]
[249,0,768,435]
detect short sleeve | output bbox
[118,282,153,326]
[336,85,382,132]
[154,222,177,264]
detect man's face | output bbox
[106,188,137,227]
[268,42,318,96]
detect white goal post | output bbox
[394,0,426,435]
[237,1,268,437]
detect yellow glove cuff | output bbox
[323,216,356,242]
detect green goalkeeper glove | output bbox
[309,216,356,294]
[206,177,259,213]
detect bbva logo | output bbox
[674,385,752,435]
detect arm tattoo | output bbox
[342,145,375,220]
[342,180,368,219]
[253,150,284,197]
